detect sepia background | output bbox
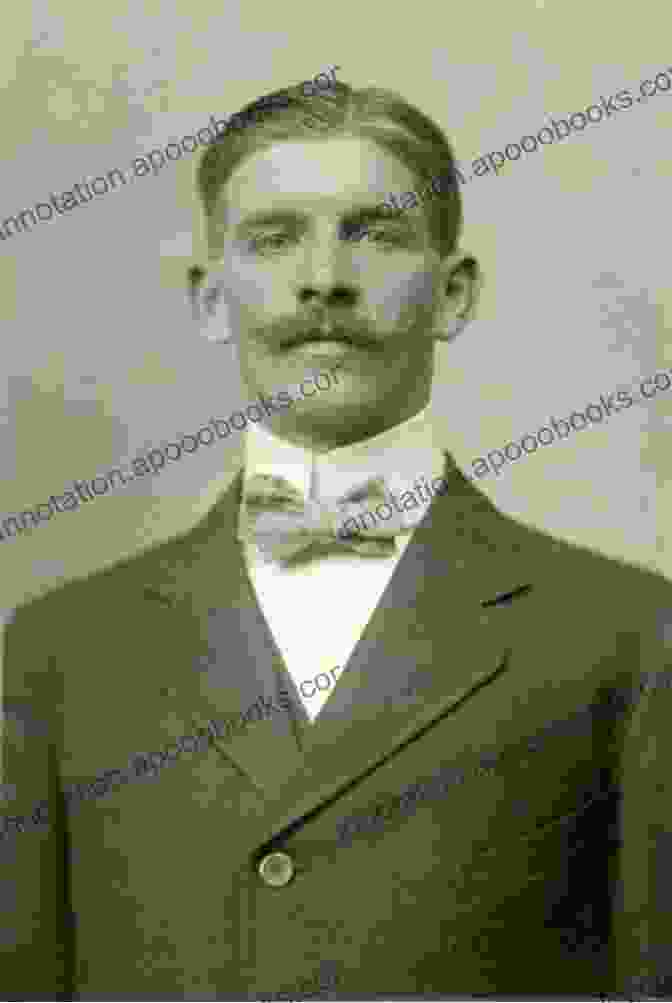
[0,0,670,656]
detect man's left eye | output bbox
[251,233,291,251]
[357,226,405,246]
[367,228,395,243]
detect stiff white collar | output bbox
[242,407,446,513]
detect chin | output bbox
[295,387,368,413]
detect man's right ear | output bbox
[186,264,234,343]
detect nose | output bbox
[298,282,358,308]
[295,230,360,309]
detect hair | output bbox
[196,78,463,259]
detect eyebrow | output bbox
[342,208,417,244]
[234,210,303,234]
[234,204,411,236]
[345,206,409,227]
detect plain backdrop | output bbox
[0,0,670,654]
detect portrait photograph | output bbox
[1,1,671,999]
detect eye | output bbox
[367,228,392,242]
[359,225,406,247]
[344,224,371,243]
[250,232,292,253]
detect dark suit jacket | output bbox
[2,454,672,1000]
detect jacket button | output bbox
[257,851,295,887]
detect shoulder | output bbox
[449,464,672,617]
[500,507,672,655]
[3,512,198,664]
[6,472,242,637]
[526,516,670,605]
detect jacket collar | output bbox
[137,454,536,825]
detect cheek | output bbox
[225,263,294,320]
[368,267,438,320]
[226,270,267,314]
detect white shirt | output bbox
[240,409,446,722]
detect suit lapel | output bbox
[136,456,535,817]
[250,456,536,842]
[138,473,307,791]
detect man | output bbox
[2,76,672,1001]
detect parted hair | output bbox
[196,78,463,259]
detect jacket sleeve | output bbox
[611,591,672,999]
[0,597,70,1001]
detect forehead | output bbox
[220,136,420,225]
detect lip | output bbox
[291,330,354,346]
[298,335,352,344]
[290,339,356,357]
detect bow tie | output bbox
[238,473,414,563]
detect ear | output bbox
[186,264,234,343]
[432,251,482,343]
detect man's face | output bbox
[208,136,461,441]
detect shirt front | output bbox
[240,409,446,721]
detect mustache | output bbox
[257,317,382,351]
